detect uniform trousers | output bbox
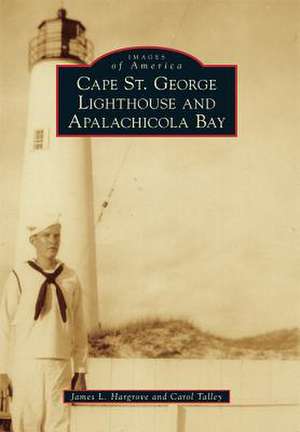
[11,358,71,432]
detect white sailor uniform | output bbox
[0,260,88,432]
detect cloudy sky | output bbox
[0,0,299,337]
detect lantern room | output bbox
[29,8,93,68]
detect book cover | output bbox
[0,1,299,431]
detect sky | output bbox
[0,0,299,337]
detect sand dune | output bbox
[89,319,299,360]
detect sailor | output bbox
[0,213,88,432]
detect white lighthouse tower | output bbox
[16,9,98,331]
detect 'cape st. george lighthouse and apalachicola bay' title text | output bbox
[57,48,237,136]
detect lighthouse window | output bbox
[76,24,83,36]
[33,129,48,150]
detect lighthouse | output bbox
[15,9,98,331]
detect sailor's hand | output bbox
[76,373,87,390]
[0,373,12,396]
[71,373,87,390]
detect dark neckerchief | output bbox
[27,260,67,322]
